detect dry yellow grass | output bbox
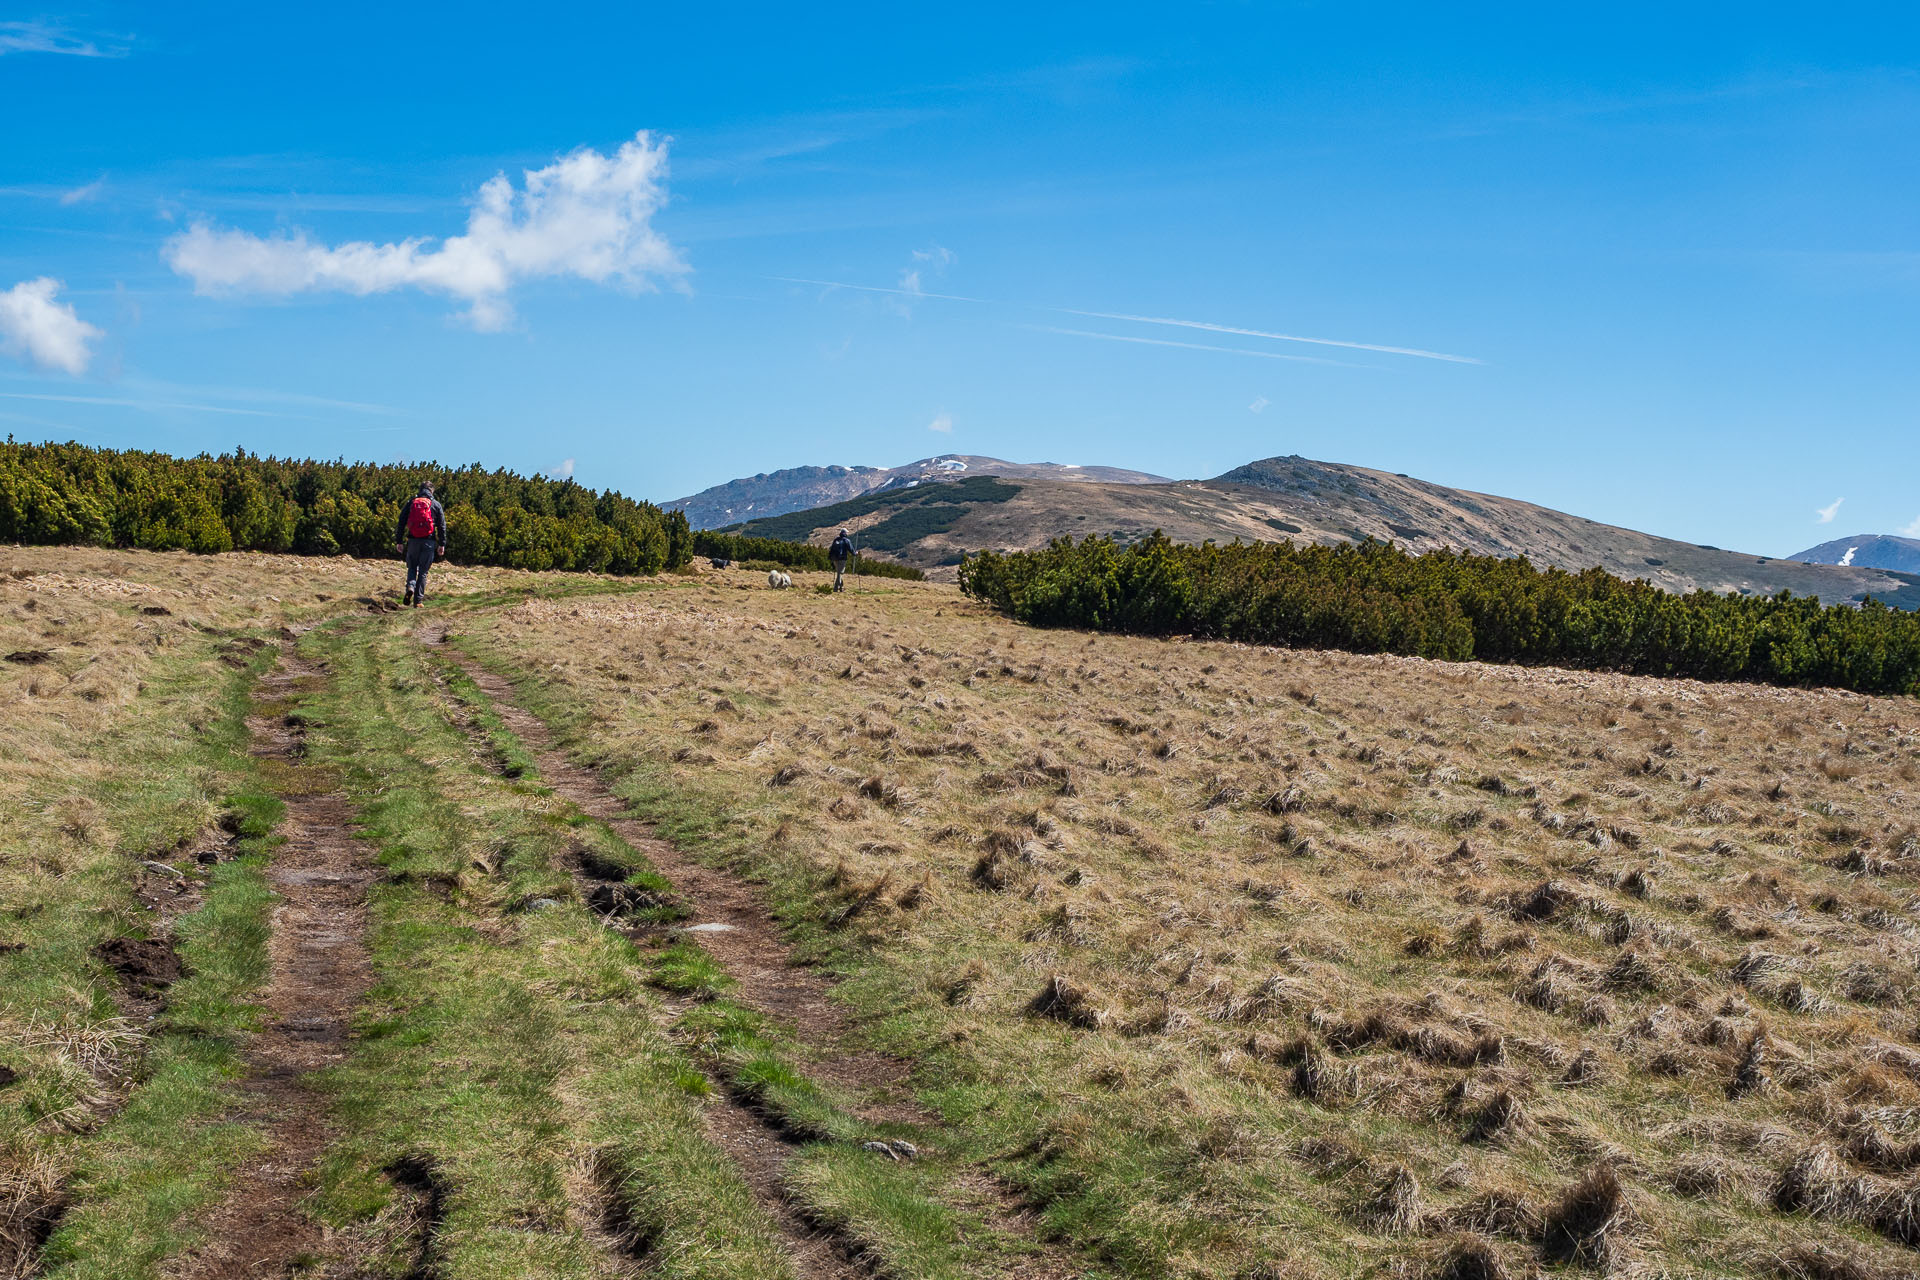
[462,564,1920,1278]
[8,545,1920,1278]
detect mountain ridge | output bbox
[703,451,1919,608]
[665,453,1169,530]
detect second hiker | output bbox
[394,482,447,607]
[828,528,854,592]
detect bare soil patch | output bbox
[92,936,183,1004]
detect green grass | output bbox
[435,622,1080,1277]
[298,617,796,1279]
[435,662,540,779]
[786,1146,975,1280]
[650,940,734,998]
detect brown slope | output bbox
[1197,455,1914,603]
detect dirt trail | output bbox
[173,643,376,1280]
[424,626,898,1084]
[424,624,1087,1278]
[421,623,873,1278]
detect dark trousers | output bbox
[405,538,438,600]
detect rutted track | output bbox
[422,623,867,1280]
[174,641,377,1279]
[418,622,1083,1280]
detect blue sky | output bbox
[2,3,1917,554]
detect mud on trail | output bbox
[174,642,377,1280]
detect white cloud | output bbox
[1816,496,1844,524]
[773,275,981,304]
[0,22,126,57]
[1249,396,1270,413]
[548,458,576,479]
[898,244,954,299]
[927,413,953,433]
[59,178,105,206]
[0,278,103,374]
[165,131,686,330]
[1839,545,1858,566]
[1902,515,1920,539]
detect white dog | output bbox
[767,570,793,589]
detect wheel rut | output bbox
[424,626,898,1090]
[423,625,867,1278]
[419,624,1085,1280]
[174,642,377,1280]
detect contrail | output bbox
[1030,326,1360,367]
[0,391,286,418]
[768,275,987,304]
[1054,308,1482,364]
[769,275,1478,364]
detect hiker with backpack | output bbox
[394,482,447,607]
[828,529,854,592]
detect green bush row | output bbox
[0,439,692,575]
[959,533,1920,696]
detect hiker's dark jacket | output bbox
[397,496,448,549]
[828,535,854,563]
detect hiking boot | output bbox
[403,590,414,606]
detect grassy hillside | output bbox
[7,545,1918,1279]
[723,475,1022,561]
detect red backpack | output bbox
[406,496,436,538]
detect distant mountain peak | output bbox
[1788,533,1920,575]
[666,454,1169,530]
